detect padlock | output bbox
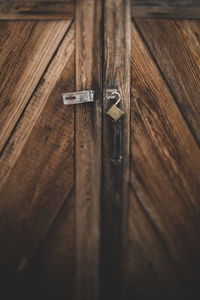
[106,104,124,122]
[106,91,124,122]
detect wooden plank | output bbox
[0,23,75,275]
[135,19,200,145]
[75,0,102,299]
[102,0,131,299]
[0,0,74,20]
[0,22,74,190]
[0,20,71,153]
[16,190,75,300]
[126,189,186,300]
[125,22,200,299]
[132,0,200,19]
[1,0,200,20]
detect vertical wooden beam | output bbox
[75,0,102,299]
[102,0,131,299]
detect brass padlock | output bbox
[106,105,124,122]
[106,91,124,122]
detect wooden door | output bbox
[125,18,200,300]
[0,1,200,300]
[0,18,75,299]
[0,1,101,299]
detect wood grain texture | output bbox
[1,0,200,20]
[0,20,71,153]
[0,0,74,20]
[0,23,75,284]
[0,22,74,190]
[125,23,200,300]
[75,1,102,299]
[102,0,131,299]
[16,190,75,300]
[132,0,200,19]
[135,19,200,145]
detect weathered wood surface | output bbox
[1,0,200,20]
[0,23,75,297]
[102,0,131,299]
[0,0,74,19]
[0,20,71,153]
[125,22,200,300]
[135,19,200,145]
[17,190,75,300]
[0,21,74,189]
[132,0,200,19]
[75,1,102,299]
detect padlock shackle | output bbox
[107,91,121,106]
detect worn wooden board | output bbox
[0,21,74,189]
[0,0,74,19]
[101,0,131,299]
[0,23,75,293]
[1,0,200,20]
[125,22,200,300]
[132,0,200,19]
[135,19,200,145]
[16,190,75,300]
[75,1,102,299]
[0,20,71,153]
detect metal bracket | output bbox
[62,90,95,105]
[106,88,118,101]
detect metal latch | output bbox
[105,88,124,166]
[62,90,95,105]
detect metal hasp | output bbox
[62,90,95,105]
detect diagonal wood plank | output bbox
[125,23,200,300]
[132,0,200,19]
[127,188,186,300]
[16,189,75,300]
[0,20,71,153]
[0,23,75,275]
[0,0,74,20]
[135,19,200,145]
[0,23,74,190]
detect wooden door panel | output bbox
[135,19,200,144]
[125,20,200,300]
[0,20,71,152]
[17,190,75,300]
[0,21,75,298]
